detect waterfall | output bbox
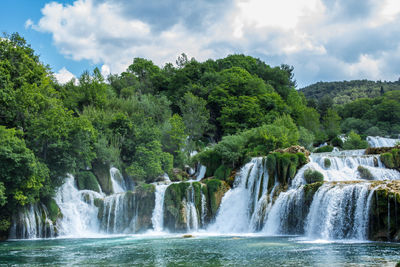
[209,158,270,233]
[196,165,206,181]
[367,136,400,147]
[291,152,400,186]
[185,183,200,231]
[263,187,305,235]
[201,192,207,227]
[110,167,127,193]
[9,203,55,239]
[55,175,103,237]
[100,193,136,234]
[151,184,169,232]
[304,183,375,240]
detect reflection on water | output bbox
[1,235,399,266]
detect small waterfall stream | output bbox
[151,184,169,232]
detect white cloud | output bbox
[54,67,76,84]
[24,19,33,29]
[31,0,400,87]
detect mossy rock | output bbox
[171,168,189,182]
[314,145,334,153]
[76,171,101,192]
[203,179,230,219]
[324,158,331,168]
[92,160,112,194]
[44,198,62,223]
[163,183,191,231]
[381,153,395,169]
[303,182,323,206]
[304,169,324,184]
[214,165,232,181]
[357,166,374,180]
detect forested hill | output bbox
[299,80,400,104]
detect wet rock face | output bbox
[274,146,311,158]
[92,161,112,195]
[368,182,400,241]
[365,145,400,155]
[162,180,230,232]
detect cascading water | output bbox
[55,175,103,237]
[305,183,377,240]
[209,158,271,233]
[196,165,206,181]
[110,167,127,193]
[151,184,169,232]
[367,136,400,147]
[9,203,55,239]
[185,183,199,231]
[292,152,400,187]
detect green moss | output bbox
[204,179,230,217]
[214,165,232,180]
[0,218,11,232]
[296,152,307,166]
[304,169,324,183]
[303,182,323,203]
[314,145,334,153]
[381,153,395,168]
[76,171,101,192]
[135,183,156,194]
[324,158,331,168]
[92,160,112,194]
[266,154,276,184]
[44,198,61,223]
[357,165,374,180]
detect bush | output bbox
[342,131,368,150]
[381,153,394,168]
[76,171,101,192]
[214,165,232,180]
[314,145,334,153]
[304,169,324,183]
[324,158,331,168]
[357,166,374,180]
[331,136,343,148]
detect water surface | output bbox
[1,235,399,266]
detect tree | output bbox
[322,108,341,139]
[179,92,211,142]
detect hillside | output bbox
[300,80,400,104]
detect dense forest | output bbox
[1,33,400,235]
[300,80,400,105]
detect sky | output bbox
[1,0,400,88]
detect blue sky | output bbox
[1,0,400,87]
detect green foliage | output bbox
[76,171,101,192]
[214,165,232,180]
[314,145,334,153]
[324,158,331,168]
[298,126,315,150]
[331,136,343,148]
[322,108,341,139]
[342,131,368,150]
[0,126,49,208]
[380,149,400,169]
[178,92,211,142]
[357,166,374,180]
[304,169,324,183]
[265,152,306,185]
[0,182,6,207]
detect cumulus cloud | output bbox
[31,0,400,87]
[54,67,76,84]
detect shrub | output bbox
[324,158,331,168]
[214,165,232,180]
[76,171,101,192]
[342,131,368,150]
[314,145,334,153]
[381,153,395,168]
[304,169,324,183]
[357,166,374,180]
[331,136,343,148]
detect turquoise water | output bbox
[1,235,399,266]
